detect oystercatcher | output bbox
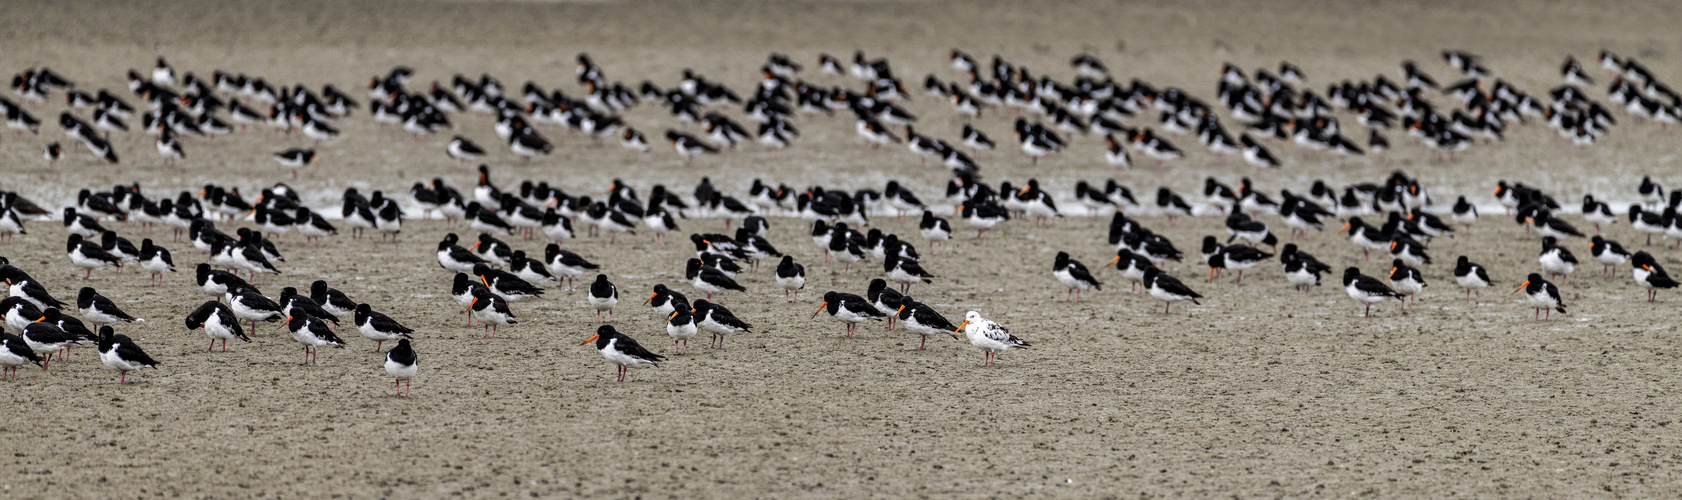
[1388,259,1427,308]
[686,258,746,300]
[97,327,158,384]
[1343,267,1404,317]
[355,303,413,351]
[1589,235,1632,277]
[1631,251,1680,302]
[285,313,345,364]
[1539,236,1578,284]
[0,332,43,380]
[1052,251,1101,301]
[643,284,689,317]
[78,287,141,325]
[1142,267,1201,313]
[691,299,750,349]
[67,234,122,279]
[384,339,418,397]
[587,274,619,322]
[184,300,249,351]
[468,287,516,338]
[775,256,805,303]
[580,325,664,382]
[894,296,956,350]
[1512,273,1566,320]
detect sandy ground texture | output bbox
[3,0,1682,497]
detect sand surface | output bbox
[4,0,1682,497]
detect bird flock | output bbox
[2,46,1679,390]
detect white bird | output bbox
[950,311,1029,366]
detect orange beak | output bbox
[1337,223,1350,234]
[467,297,477,312]
[954,320,969,333]
[480,276,490,287]
[666,311,679,324]
[470,241,481,250]
[284,315,294,323]
[811,301,828,319]
[644,292,657,305]
[1106,255,1120,266]
[1018,186,1030,195]
[895,304,906,315]
[577,333,600,346]
[954,204,964,215]
[1512,281,1530,294]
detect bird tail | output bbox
[1556,305,1567,314]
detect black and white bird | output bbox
[1343,267,1405,317]
[893,296,957,350]
[1538,236,1578,284]
[1512,273,1566,320]
[951,311,1029,366]
[865,279,905,331]
[685,258,746,300]
[1581,195,1617,234]
[1387,259,1426,308]
[812,291,884,338]
[918,211,952,255]
[309,280,358,318]
[544,244,599,290]
[273,148,315,178]
[642,284,689,317]
[226,285,284,336]
[446,136,486,164]
[775,256,806,303]
[473,263,544,302]
[579,325,664,382]
[883,254,935,293]
[97,326,158,384]
[184,300,249,351]
[1142,267,1201,313]
[1629,251,1680,302]
[67,234,122,279]
[468,287,516,338]
[284,313,345,364]
[0,332,43,380]
[78,287,141,325]
[355,303,413,351]
[663,300,698,354]
[1279,244,1330,293]
[22,322,81,369]
[588,274,619,322]
[1051,251,1101,301]
[435,233,487,273]
[691,299,751,349]
[1589,235,1632,277]
[1453,256,1494,304]
[384,339,418,397]
[138,238,175,287]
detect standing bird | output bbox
[1589,236,1632,277]
[579,325,664,382]
[226,285,284,336]
[469,287,516,338]
[1052,251,1101,301]
[812,291,883,338]
[919,210,952,255]
[446,136,486,164]
[22,322,81,369]
[588,274,619,322]
[1538,236,1578,284]
[384,339,418,397]
[184,300,250,351]
[663,302,698,354]
[1142,267,1201,313]
[951,311,1029,366]
[643,284,690,317]
[138,239,175,287]
[775,256,806,302]
[894,296,957,350]
[1387,259,1426,308]
[691,299,750,349]
[0,332,44,380]
[1631,251,1680,302]
[67,234,122,279]
[97,326,158,384]
[78,287,142,326]
[1453,256,1494,304]
[1343,267,1404,317]
[355,303,413,351]
[1513,273,1566,320]
[285,313,346,364]
[686,258,747,300]
[273,148,316,178]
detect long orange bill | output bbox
[1512,281,1529,294]
[666,311,679,324]
[577,334,600,346]
[811,302,828,319]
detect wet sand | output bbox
[3,0,1682,497]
